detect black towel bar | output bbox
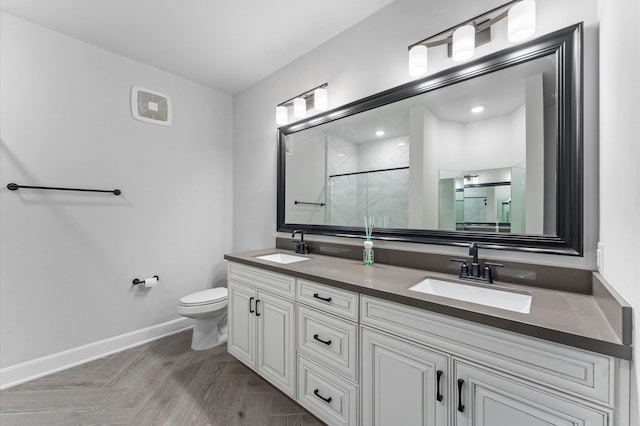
[294,200,325,207]
[7,183,121,195]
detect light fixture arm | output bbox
[277,82,328,107]
[408,0,518,50]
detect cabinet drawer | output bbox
[298,305,358,381]
[297,355,358,426]
[297,279,358,321]
[361,295,615,405]
[228,262,295,298]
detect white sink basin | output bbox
[255,253,310,264]
[409,278,532,314]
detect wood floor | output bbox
[0,330,325,426]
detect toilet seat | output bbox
[179,288,227,310]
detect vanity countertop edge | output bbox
[224,248,632,360]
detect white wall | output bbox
[0,13,233,370]
[234,0,600,269]
[437,107,526,172]
[525,74,545,234]
[284,128,327,224]
[599,0,640,421]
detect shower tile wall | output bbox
[357,168,409,228]
[357,136,408,170]
[328,135,409,228]
[327,136,359,226]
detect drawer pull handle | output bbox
[436,370,443,402]
[255,299,261,317]
[313,293,332,302]
[313,334,332,346]
[457,379,465,413]
[249,297,255,313]
[313,389,332,404]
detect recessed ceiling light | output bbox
[470,105,485,114]
[375,130,385,137]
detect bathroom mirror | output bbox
[277,23,583,255]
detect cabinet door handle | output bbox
[313,293,332,302]
[313,389,332,404]
[249,297,255,313]
[255,299,261,317]
[436,370,443,402]
[457,379,465,413]
[313,334,332,346]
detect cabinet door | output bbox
[454,361,609,426]
[361,327,449,426]
[227,280,257,369]
[256,290,296,397]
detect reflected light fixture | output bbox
[470,105,486,113]
[275,83,328,125]
[375,130,386,137]
[407,0,536,77]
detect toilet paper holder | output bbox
[132,275,159,285]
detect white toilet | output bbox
[178,287,228,350]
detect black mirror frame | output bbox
[277,23,583,256]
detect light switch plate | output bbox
[596,242,604,274]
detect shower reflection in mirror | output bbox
[439,165,529,234]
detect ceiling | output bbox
[0,0,395,94]
[321,54,556,143]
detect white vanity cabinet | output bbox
[227,262,296,397]
[361,295,623,426]
[225,260,629,426]
[296,279,360,426]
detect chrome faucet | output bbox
[292,230,310,254]
[451,242,503,284]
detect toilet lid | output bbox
[180,287,228,306]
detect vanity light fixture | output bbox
[293,98,306,118]
[276,106,288,125]
[407,0,536,76]
[409,44,428,77]
[314,87,328,110]
[508,0,536,42]
[452,24,476,61]
[275,83,329,125]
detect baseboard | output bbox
[0,317,193,390]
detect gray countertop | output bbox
[224,248,631,360]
